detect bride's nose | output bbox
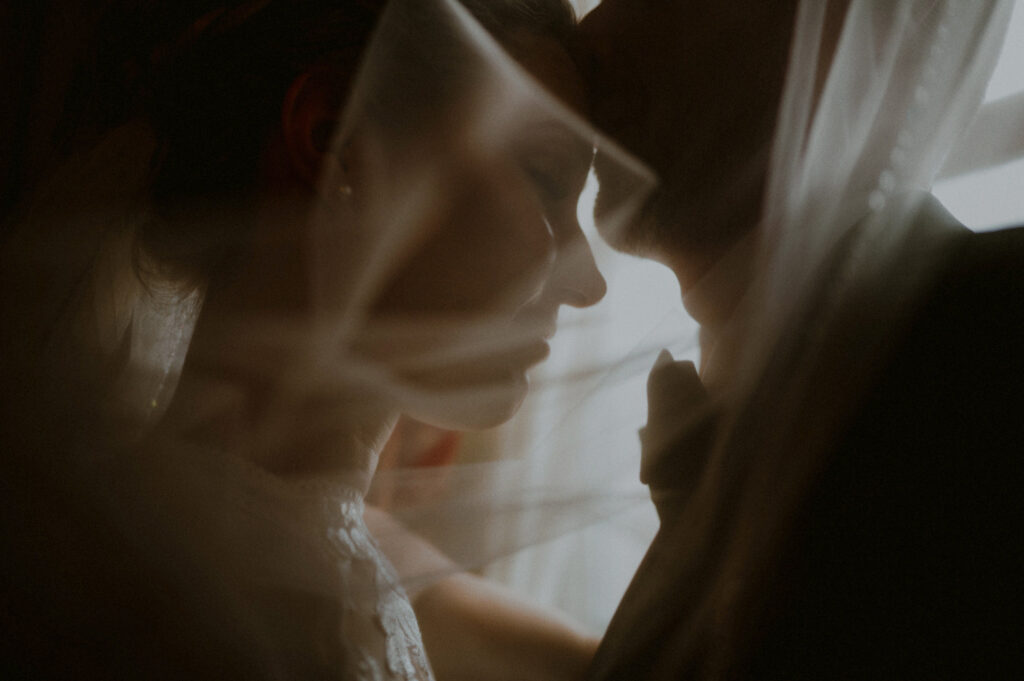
[550,225,607,308]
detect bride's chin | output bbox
[468,372,530,428]
[404,371,530,431]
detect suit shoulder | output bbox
[929,223,1024,300]
[748,225,1024,678]
[893,223,1024,382]
[854,221,1024,442]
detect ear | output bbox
[280,65,348,187]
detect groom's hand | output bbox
[639,350,717,520]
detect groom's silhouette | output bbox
[580,2,1024,679]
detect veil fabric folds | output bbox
[1,0,661,654]
[742,0,1014,390]
[612,0,1019,671]
[379,0,1017,630]
[479,0,1020,629]
[306,0,667,610]
[3,0,1020,667]
[711,0,1015,542]
[672,0,1018,431]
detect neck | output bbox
[160,249,397,495]
[671,231,759,384]
[163,327,398,495]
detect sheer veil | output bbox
[0,0,663,646]
[476,0,1021,630]
[657,0,1021,450]
[718,0,1015,523]
[376,0,1022,631]
[2,0,1021,657]
[307,0,667,608]
[610,0,1019,670]
[702,0,1015,472]
[754,0,1014,351]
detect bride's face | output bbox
[352,35,605,429]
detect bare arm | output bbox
[365,506,598,681]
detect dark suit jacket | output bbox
[588,211,1024,680]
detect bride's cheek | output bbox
[496,181,558,294]
[451,174,555,310]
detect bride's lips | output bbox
[356,309,558,389]
[518,319,557,367]
[392,333,551,389]
[513,338,551,367]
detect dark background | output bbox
[1,2,109,237]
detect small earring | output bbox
[338,184,353,197]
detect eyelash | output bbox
[526,166,571,204]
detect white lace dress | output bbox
[102,439,435,681]
[326,488,435,681]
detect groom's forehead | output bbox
[580,1,802,129]
[580,3,744,91]
[581,0,680,44]
[581,2,796,48]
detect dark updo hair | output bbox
[67,0,576,286]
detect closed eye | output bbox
[526,165,572,204]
